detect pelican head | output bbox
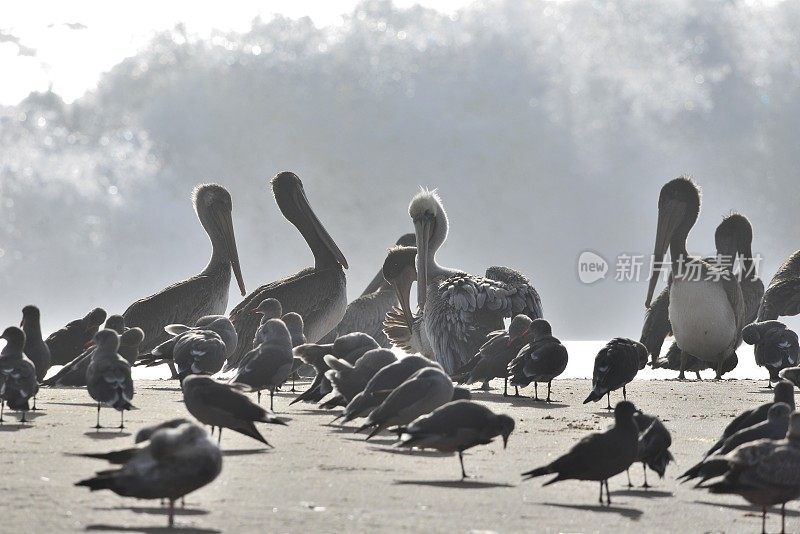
[645,177,701,308]
[272,171,348,270]
[93,328,121,352]
[0,326,25,353]
[716,212,753,269]
[383,245,418,331]
[193,183,246,296]
[409,188,449,307]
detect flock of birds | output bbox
[3,172,800,531]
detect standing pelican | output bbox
[122,184,246,362]
[409,189,543,374]
[321,233,415,347]
[645,177,744,379]
[759,250,800,321]
[226,172,347,369]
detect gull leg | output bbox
[761,506,766,534]
[678,350,687,380]
[605,479,611,506]
[168,498,175,528]
[31,395,37,411]
[291,374,296,393]
[217,428,222,446]
[514,385,520,397]
[533,382,539,401]
[21,410,27,423]
[546,381,553,403]
[270,389,275,412]
[622,385,627,400]
[257,390,261,404]
[606,392,612,411]
[641,462,650,488]
[119,410,125,430]
[0,399,4,423]
[167,362,178,381]
[458,451,468,480]
[95,404,102,429]
[503,377,508,397]
[626,469,632,488]
[598,481,604,504]
[181,496,185,508]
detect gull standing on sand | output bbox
[523,401,640,505]
[583,338,647,410]
[45,307,107,366]
[695,413,800,534]
[229,317,294,410]
[0,327,39,423]
[629,412,674,488]
[181,375,285,446]
[227,172,348,368]
[408,189,543,374]
[397,400,514,479]
[454,314,532,394]
[508,318,569,402]
[86,329,135,429]
[75,422,222,529]
[743,320,799,387]
[123,184,246,379]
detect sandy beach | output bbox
[0,377,790,533]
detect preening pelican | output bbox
[645,177,744,379]
[409,189,543,374]
[226,172,348,370]
[123,184,245,358]
[758,250,800,321]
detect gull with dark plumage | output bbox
[320,348,397,409]
[20,305,51,385]
[743,321,799,388]
[397,400,514,479]
[226,172,348,370]
[523,401,640,505]
[508,318,569,401]
[454,314,532,394]
[583,338,647,410]
[75,422,222,529]
[181,375,284,446]
[42,315,128,388]
[629,412,674,488]
[0,327,39,423]
[45,307,106,366]
[123,184,246,378]
[409,189,543,374]
[86,329,135,429]
[644,177,745,379]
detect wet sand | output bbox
[1,378,789,533]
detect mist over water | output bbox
[2,0,800,351]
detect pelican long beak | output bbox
[214,209,246,296]
[414,217,432,309]
[293,186,348,269]
[645,201,684,308]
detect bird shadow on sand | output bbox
[84,430,133,440]
[343,436,397,446]
[325,425,359,434]
[94,505,209,517]
[47,401,99,407]
[695,500,800,517]
[222,448,269,457]
[146,386,182,392]
[468,391,569,410]
[291,408,334,416]
[395,479,513,489]
[87,524,218,534]
[543,502,643,520]
[0,422,35,432]
[366,446,451,457]
[614,488,673,499]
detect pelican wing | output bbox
[484,266,544,319]
[759,279,800,321]
[330,289,396,347]
[640,285,671,361]
[741,277,765,326]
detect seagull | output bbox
[357,367,455,439]
[454,315,532,394]
[136,418,192,443]
[397,400,514,479]
[229,318,294,410]
[704,380,795,457]
[75,422,222,528]
[290,333,379,405]
[181,375,285,447]
[340,355,441,424]
[583,338,647,410]
[629,412,674,488]
[522,401,640,505]
[86,329,135,429]
[45,307,106,366]
[743,321,799,388]
[696,413,800,534]
[0,326,39,423]
[20,305,51,384]
[681,402,792,484]
[320,348,397,409]
[508,318,569,401]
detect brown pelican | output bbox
[645,177,744,379]
[123,184,245,363]
[409,189,543,374]
[759,250,800,321]
[45,307,106,366]
[226,172,348,369]
[641,213,761,370]
[321,233,416,346]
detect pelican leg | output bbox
[626,469,632,488]
[678,350,687,380]
[714,358,724,380]
[533,382,539,401]
[546,381,553,403]
[641,462,650,488]
[167,498,175,528]
[458,451,468,480]
[95,403,102,429]
[604,479,611,505]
